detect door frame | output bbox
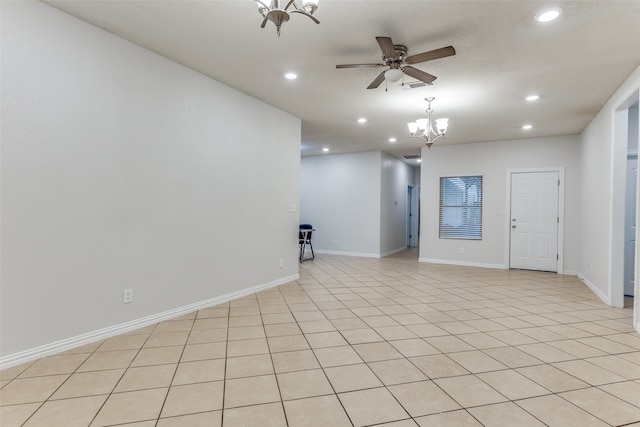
[504,167,565,274]
[612,98,639,311]
[624,152,638,297]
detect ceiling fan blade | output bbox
[336,63,385,69]
[405,46,456,65]
[402,66,437,84]
[367,71,387,89]
[376,36,398,59]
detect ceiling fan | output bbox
[336,36,456,89]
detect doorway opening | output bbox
[612,98,639,310]
[407,185,420,247]
[622,101,639,307]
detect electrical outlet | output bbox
[459,247,465,254]
[279,259,284,268]
[123,289,133,304]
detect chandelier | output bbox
[407,97,449,149]
[255,0,320,37]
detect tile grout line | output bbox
[152,313,196,425]
[258,291,292,427]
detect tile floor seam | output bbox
[209,304,231,427]
[153,316,195,425]
[260,297,294,427]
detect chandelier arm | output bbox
[428,125,437,139]
[289,10,320,23]
[255,0,319,34]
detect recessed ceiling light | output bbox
[536,7,562,23]
[357,118,367,123]
[322,147,330,152]
[522,124,533,130]
[284,72,298,80]
[389,137,397,143]
[525,94,540,101]
[416,159,422,163]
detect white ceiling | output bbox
[45,0,640,162]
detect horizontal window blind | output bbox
[439,175,482,240]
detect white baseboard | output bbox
[576,273,610,305]
[380,247,408,257]
[0,274,298,370]
[314,249,381,258]
[314,247,408,259]
[419,258,508,270]
[636,322,640,334]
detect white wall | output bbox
[300,152,381,256]
[581,65,640,315]
[1,2,301,362]
[300,151,416,257]
[419,136,581,271]
[380,153,417,255]
[580,102,618,303]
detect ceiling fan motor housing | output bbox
[385,45,408,63]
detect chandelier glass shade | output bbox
[407,97,449,148]
[255,0,320,36]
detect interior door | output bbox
[407,186,419,247]
[510,172,559,272]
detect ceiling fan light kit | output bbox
[255,0,319,36]
[384,68,403,82]
[407,97,449,149]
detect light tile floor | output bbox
[1,249,640,426]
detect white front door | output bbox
[510,172,559,272]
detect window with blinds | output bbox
[439,175,482,240]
